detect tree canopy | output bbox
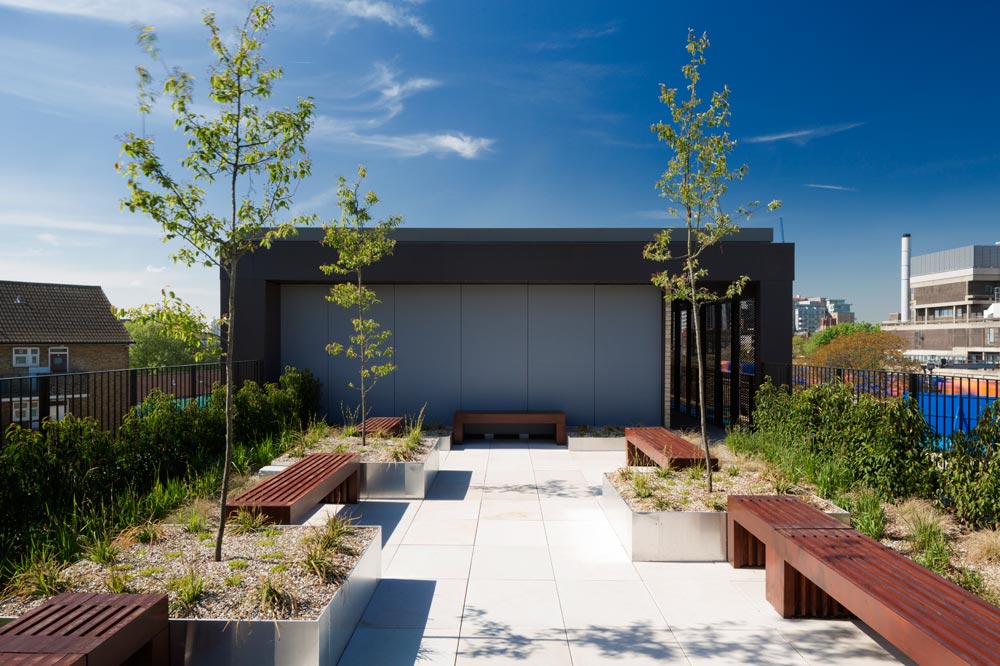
[808,330,917,371]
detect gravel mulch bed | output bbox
[0,523,377,621]
[609,439,843,514]
[276,431,444,464]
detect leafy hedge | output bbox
[731,379,937,503]
[736,378,1000,528]
[0,366,320,577]
[941,400,1000,527]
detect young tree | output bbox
[644,31,780,491]
[120,291,220,368]
[321,166,401,447]
[116,4,315,561]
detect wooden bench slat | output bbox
[625,427,719,471]
[227,452,360,524]
[361,416,404,435]
[727,495,851,568]
[0,654,85,666]
[0,593,167,666]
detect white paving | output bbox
[335,442,910,665]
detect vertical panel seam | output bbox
[593,284,597,427]
[525,283,530,412]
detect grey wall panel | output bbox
[394,285,462,425]
[461,285,528,410]
[595,286,662,426]
[279,285,330,415]
[527,285,595,425]
[326,286,396,422]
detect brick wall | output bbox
[0,344,129,376]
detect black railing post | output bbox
[37,375,50,431]
[128,369,138,408]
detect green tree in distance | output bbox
[120,291,220,368]
[321,166,402,447]
[644,30,780,491]
[804,321,880,356]
[116,4,315,561]
[808,330,917,371]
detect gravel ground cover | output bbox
[0,517,377,621]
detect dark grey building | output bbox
[224,228,793,428]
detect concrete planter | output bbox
[568,436,626,452]
[360,436,445,499]
[600,474,849,562]
[168,526,381,666]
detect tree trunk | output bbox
[690,300,713,492]
[215,266,236,561]
[358,270,367,449]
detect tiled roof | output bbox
[0,281,133,345]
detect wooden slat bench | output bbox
[770,528,1000,665]
[226,452,360,524]
[727,494,851,568]
[453,411,566,445]
[625,427,719,471]
[0,593,168,666]
[728,495,1000,665]
[361,416,404,436]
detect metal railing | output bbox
[761,362,1000,437]
[0,360,261,439]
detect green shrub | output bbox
[0,366,314,586]
[941,400,1000,527]
[734,379,937,502]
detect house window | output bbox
[12,347,39,367]
[12,399,39,422]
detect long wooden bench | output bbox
[361,416,404,436]
[625,427,719,470]
[0,593,168,666]
[729,495,1000,665]
[453,411,566,445]
[226,452,360,524]
[727,494,851,567]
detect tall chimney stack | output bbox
[901,233,911,322]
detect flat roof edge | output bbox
[283,227,775,243]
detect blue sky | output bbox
[1,1,998,323]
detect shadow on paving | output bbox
[477,479,600,499]
[339,501,411,546]
[426,470,474,499]
[676,621,911,665]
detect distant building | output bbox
[794,296,855,334]
[884,240,1000,364]
[0,280,132,426]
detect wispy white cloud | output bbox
[37,232,59,246]
[307,0,432,37]
[531,22,621,51]
[0,212,161,237]
[803,183,857,192]
[0,0,433,35]
[354,131,493,158]
[312,64,493,159]
[744,122,864,145]
[145,265,167,273]
[0,1,234,25]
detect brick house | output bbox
[0,280,132,428]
